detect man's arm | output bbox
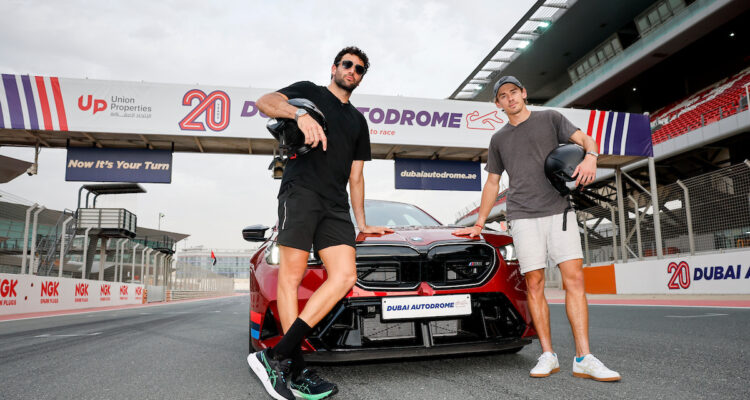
[256,91,327,151]
[349,160,394,235]
[256,92,295,120]
[452,172,502,238]
[569,130,598,187]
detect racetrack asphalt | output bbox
[0,294,747,399]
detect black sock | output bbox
[291,346,307,378]
[273,318,312,360]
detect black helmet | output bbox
[266,98,327,156]
[544,144,585,195]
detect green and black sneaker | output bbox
[247,349,294,400]
[290,368,338,400]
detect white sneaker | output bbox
[572,354,621,382]
[530,352,560,377]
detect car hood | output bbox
[355,225,505,247]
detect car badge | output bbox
[411,237,423,241]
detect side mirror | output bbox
[243,225,270,242]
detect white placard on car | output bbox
[381,294,471,320]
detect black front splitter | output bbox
[304,338,532,363]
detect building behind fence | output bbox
[176,246,257,279]
[0,191,234,301]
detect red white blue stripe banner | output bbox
[0,74,68,131]
[585,109,652,157]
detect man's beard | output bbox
[504,102,523,116]
[334,73,359,93]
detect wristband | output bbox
[474,224,483,229]
[586,151,599,158]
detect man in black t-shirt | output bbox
[248,46,393,400]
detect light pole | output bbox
[158,212,165,230]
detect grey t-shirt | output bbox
[485,110,579,221]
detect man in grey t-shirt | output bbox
[454,76,621,382]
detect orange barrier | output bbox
[582,264,617,294]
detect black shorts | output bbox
[277,184,356,252]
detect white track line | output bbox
[665,313,729,318]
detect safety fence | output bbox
[171,262,235,297]
[578,162,750,265]
[0,191,235,313]
[168,290,233,301]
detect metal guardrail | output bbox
[168,290,233,301]
[578,162,750,264]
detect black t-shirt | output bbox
[277,81,371,208]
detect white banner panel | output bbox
[0,273,144,315]
[381,294,471,320]
[0,74,653,157]
[614,250,750,294]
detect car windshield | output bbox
[352,201,441,227]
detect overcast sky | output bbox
[0,0,532,251]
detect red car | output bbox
[243,199,535,362]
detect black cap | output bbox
[492,76,524,100]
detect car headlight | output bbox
[499,243,517,261]
[265,243,280,265]
[264,242,317,266]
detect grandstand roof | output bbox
[0,155,32,183]
[451,0,749,106]
[134,226,189,243]
[80,183,146,196]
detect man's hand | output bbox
[359,225,395,235]
[297,113,327,151]
[571,155,597,187]
[452,225,482,238]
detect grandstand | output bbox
[452,0,750,266]
[650,67,750,143]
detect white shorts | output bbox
[509,211,583,275]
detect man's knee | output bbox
[332,269,357,291]
[525,270,546,295]
[565,276,585,294]
[318,245,358,291]
[561,263,585,294]
[278,263,307,291]
[278,272,305,290]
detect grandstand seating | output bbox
[650,67,750,144]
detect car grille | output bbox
[308,293,527,351]
[361,317,415,341]
[355,243,496,290]
[360,317,461,341]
